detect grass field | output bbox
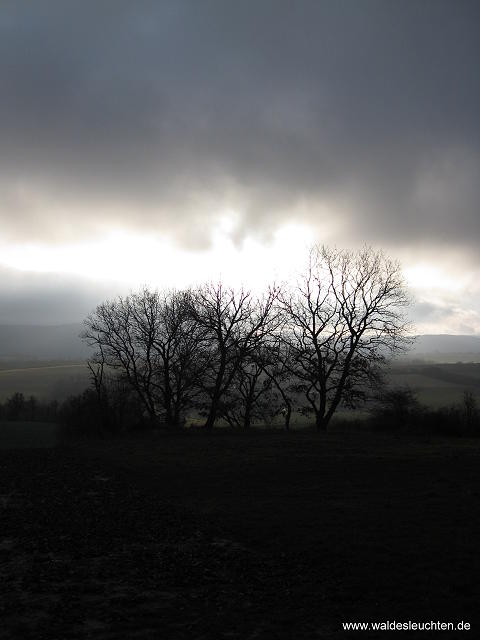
[386,361,480,408]
[0,361,90,401]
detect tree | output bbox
[218,354,279,429]
[460,390,479,433]
[143,288,203,426]
[82,288,202,427]
[5,392,26,420]
[257,337,297,430]
[375,386,422,428]
[191,282,280,429]
[279,246,411,431]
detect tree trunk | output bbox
[284,405,291,431]
[165,408,173,427]
[203,359,226,429]
[172,405,181,429]
[243,403,252,429]
[315,411,328,431]
[203,401,218,429]
[143,397,158,426]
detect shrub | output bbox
[371,387,480,437]
[58,383,147,437]
[371,387,423,430]
[0,392,58,422]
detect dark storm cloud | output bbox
[0,0,479,250]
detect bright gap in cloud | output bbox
[0,222,313,290]
[404,263,468,294]
[404,260,480,335]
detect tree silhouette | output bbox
[80,246,410,430]
[82,288,202,427]
[191,282,280,429]
[279,246,411,430]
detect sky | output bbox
[0,0,479,333]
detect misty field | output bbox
[0,360,479,416]
[1,429,479,638]
[389,362,480,408]
[0,361,90,402]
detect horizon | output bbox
[2,318,480,342]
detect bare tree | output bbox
[82,288,201,427]
[192,282,280,429]
[375,386,422,428]
[82,294,156,422]
[81,247,409,432]
[257,337,296,430]
[219,355,279,429]
[280,246,411,431]
[146,288,202,426]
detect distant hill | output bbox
[406,334,480,363]
[0,324,479,364]
[0,324,91,361]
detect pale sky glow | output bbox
[0,221,312,291]
[2,223,479,336]
[0,2,478,333]
[404,264,469,296]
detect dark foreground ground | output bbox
[1,430,479,639]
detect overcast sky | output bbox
[0,0,479,333]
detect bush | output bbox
[58,389,105,436]
[371,387,423,430]
[371,387,480,437]
[428,392,480,437]
[0,392,58,422]
[58,382,147,437]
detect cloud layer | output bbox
[0,1,478,248]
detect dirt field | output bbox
[1,430,479,638]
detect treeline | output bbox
[3,385,479,439]
[81,246,410,431]
[0,387,142,435]
[0,392,59,422]
[371,388,480,437]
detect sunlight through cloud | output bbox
[0,222,313,291]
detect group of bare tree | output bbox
[82,246,411,431]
